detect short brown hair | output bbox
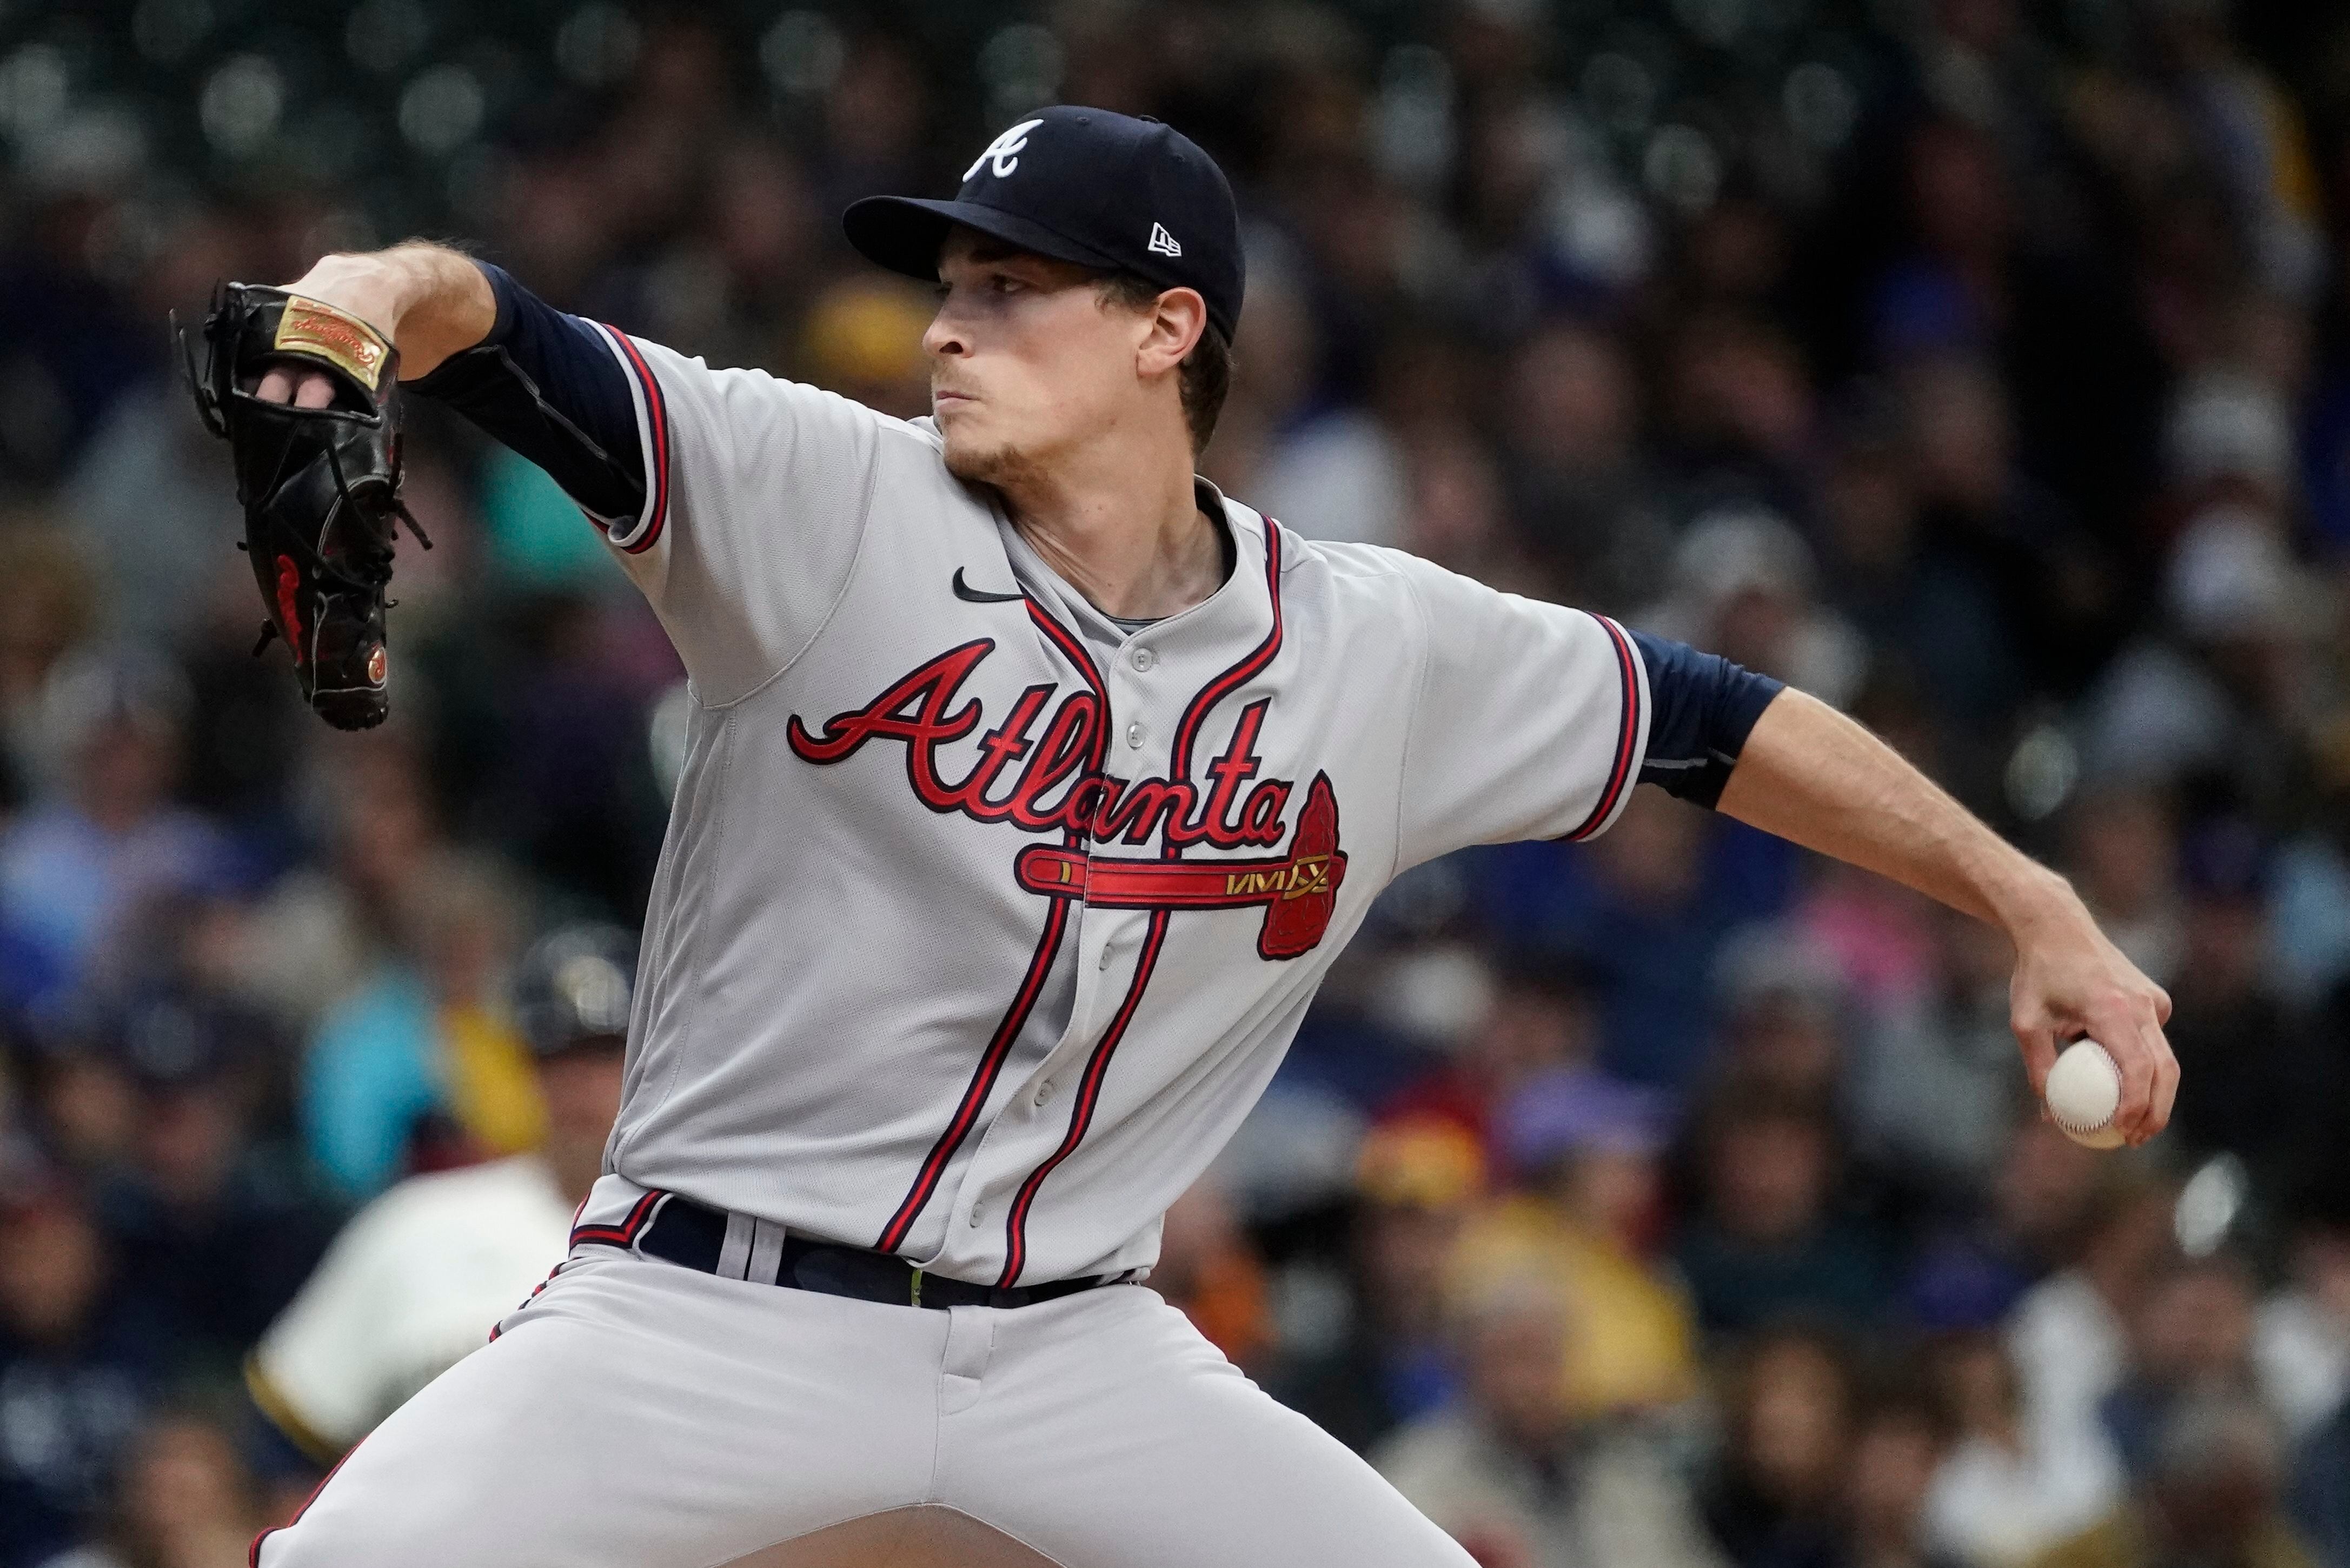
[1096,273,1232,454]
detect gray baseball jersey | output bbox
[566,328,1650,1288]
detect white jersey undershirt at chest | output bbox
[572,331,1652,1288]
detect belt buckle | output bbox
[909,1266,923,1307]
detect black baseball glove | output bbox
[178,284,429,731]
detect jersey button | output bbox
[968,1205,986,1227]
[1035,1081,1057,1107]
[1125,721,1145,748]
[1131,648,1156,672]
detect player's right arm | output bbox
[259,241,884,703]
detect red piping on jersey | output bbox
[487,1252,577,1343]
[568,1186,665,1248]
[1163,520,1285,832]
[599,325,670,554]
[1020,594,1108,702]
[871,595,1110,1255]
[247,1431,367,1565]
[997,517,1289,1286]
[1563,614,1641,841]
[997,908,1169,1286]
[874,895,1072,1253]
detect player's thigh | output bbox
[939,1287,1475,1568]
[256,1250,943,1568]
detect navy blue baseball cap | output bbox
[844,106,1245,344]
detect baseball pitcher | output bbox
[196,108,2176,1567]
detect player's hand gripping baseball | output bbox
[1720,688,2178,1145]
[2003,897,2176,1146]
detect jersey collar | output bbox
[991,477,1274,654]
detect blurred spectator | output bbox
[2080,507,2328,821]
[1152,1175,1274,1375]
[1449,1068,1699,1416]
[1927,1331,2111,1568]
[0,1171,172,1568]
[2029,1393,2316,1568]
[0,521,96,813]
[1903,1117,2105,1333]
[1638,509,1866,714]
[39,1411,264,1568]
[2293,1396,2350,1568]
[2160,822,2340,1201]
[1810,411,2021,748]
[1847,906,2030,1206]
[2062,789,2187,994]
[2254,1219,2350,1444]
[59,379,246,654]
[1700,1327,1854,1568]
[298,859,539,1200]
[1376,1272,1725,1568]
[84,989,337,1380]
[1709,928,1849,1107]
[1840,1388,1970,1568]
[1214,243,1405,549]
[2006,1179,2183,1545]
[795,279,934,422]
[229,729,446,1034]
[1672,1087,1892,1338]
[1396,426,1541,593]
[0,654,230,1005]
[1383,957,1600,1164]
[1492,791,1763,1095]
[1271,1118,1484,1456]
[1497,320,1663,609]
[246,925,633,1476]
[2100,1257,2262,1484]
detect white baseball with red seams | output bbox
[2046,1038,2126,1149]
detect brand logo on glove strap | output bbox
[274,298,390,393]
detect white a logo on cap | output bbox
[965,119,1044,181]
[1147,222,1183,257]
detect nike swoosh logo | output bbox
[952,568,1025,604]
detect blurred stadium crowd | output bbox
[5,0,2350,1565]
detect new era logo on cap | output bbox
[1147,223,1182,258]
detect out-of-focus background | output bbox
[4,1,2350,1565]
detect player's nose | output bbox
[920,308,966,360]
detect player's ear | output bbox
[1136,287,1206,380]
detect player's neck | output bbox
[998,444,1222,621]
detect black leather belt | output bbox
[629,1192,1116,1310]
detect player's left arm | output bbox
[1716,687,2178,1144]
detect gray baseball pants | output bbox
[251,1240,1473,1567]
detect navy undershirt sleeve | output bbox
[405,260,645,523]
[1628,629,1785,808]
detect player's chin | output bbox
[941,426,1030,488]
